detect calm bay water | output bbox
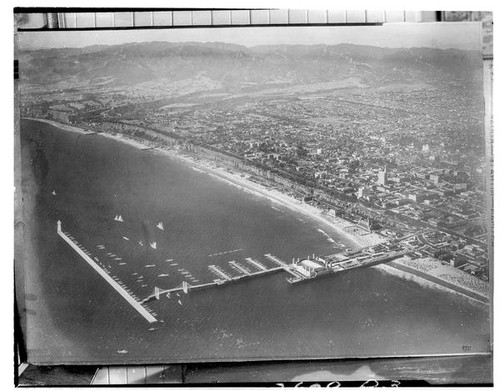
[19,119,490,364]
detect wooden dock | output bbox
[264,253,288,267]
[208,265,237,281]
[229,261,251,276]
[245,257,267,271]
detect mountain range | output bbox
[19,42,483,90]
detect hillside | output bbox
[19,42,483,92]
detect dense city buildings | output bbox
[19,41,489,285]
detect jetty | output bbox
[57,221,157,323]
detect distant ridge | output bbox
[19,42,482,90]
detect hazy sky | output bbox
[18,22,481,51]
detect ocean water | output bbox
[18,119,490,364]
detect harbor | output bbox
[57,220,418,309]
[137,236,421,303]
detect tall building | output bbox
[357,186,370,199]
[377,166,388,186]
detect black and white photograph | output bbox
[13,9,493,385]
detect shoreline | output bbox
[376,263,489,307]
[389,257,489,303]
[24,117,95,135]
[24,117,489,305]
[96,126,377,250]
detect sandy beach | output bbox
[154,147,386,250]
[95,126,383,250]
[391,257,489,299]
[25,118,489,304]
[376,262,489,307]
[24,117,95,135]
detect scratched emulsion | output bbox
[19,119,489,364]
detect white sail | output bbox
[114,215,124,222]
[157,222,164,230]
[150,242,157,249]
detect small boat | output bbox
[165,259,173,262]
[119,262,126,265]
[114,215,124,222]
[150,242,157,249]
[123,236,129,241]
[138,240,144,246]
[176,293,180,297]
[178,300,183,305]
[158,273,169,277]
[145,264,155,268]
[166,293,171,298]
[157,222,164,230]
[117,350,128,354]
[132,272,138,276]
[148,328,157,331]
[51,190,56,196]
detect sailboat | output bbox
[114,215,124,222]
[150,242,157,250]
[157,222,164,230]
[51,190,56,196]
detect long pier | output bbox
[141,242,410,302]
[57,221,157,323]
[142,261,286,303]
